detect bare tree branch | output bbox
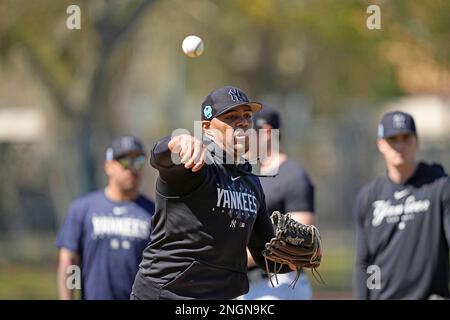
[88,0,156,112]
[19,42,76,119]
[75,0,156,191]
[95,0,155,54]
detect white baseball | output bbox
[182,35,204,58]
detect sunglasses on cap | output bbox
[115,154,146,170]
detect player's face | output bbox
[207,105,253,156]
[377,133,418,167]
[105,152,145,192]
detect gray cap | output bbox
[105,135,145,160]
[253,105,281,129]
[377,111,417,139]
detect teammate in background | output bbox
[242,105,316,300]
[353,111,450,300]
[56,136,155,300]
[131,86,293,300]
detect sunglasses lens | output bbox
[117,155,146,170]
[132,156,146,169]
[117,157,132,169]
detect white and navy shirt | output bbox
[56,191,154,299]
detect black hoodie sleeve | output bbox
[150,136,205,196]
[247,193,291,274]
[442,179,450,248]
[353,188,371,300]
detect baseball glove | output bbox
[262,211,323,287]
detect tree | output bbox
[0,0,156,199]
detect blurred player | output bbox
[56,135,155,300]
[353,111,450,299]
[130,86,293,300]
[242,105,316,300]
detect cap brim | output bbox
[113,149,146,159]
[381,129,416,139]
[215,102,262,118]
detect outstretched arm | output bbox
[151,134,208,196]
[151,134,207,174]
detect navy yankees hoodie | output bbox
[353,162,450,299]
[131,136,290,300]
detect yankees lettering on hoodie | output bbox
[132,136,290,300]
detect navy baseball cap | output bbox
[200,86,262,120]
[105,135,146,160]
[377,111,417,139]
[253,105,281,129]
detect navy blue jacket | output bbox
[353,162,450,299]
[132,136,289,300]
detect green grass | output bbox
[0,264,58,299]
[0,252,354,300]
[311,247,354,291]
[0,230,355,299]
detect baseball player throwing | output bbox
[130,86,295,300]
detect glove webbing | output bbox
[264,212,325,288]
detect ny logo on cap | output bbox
[121,136,135,149]
[228,88,247,103]
[392,114,406,129]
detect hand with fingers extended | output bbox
[168,134,209,172]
